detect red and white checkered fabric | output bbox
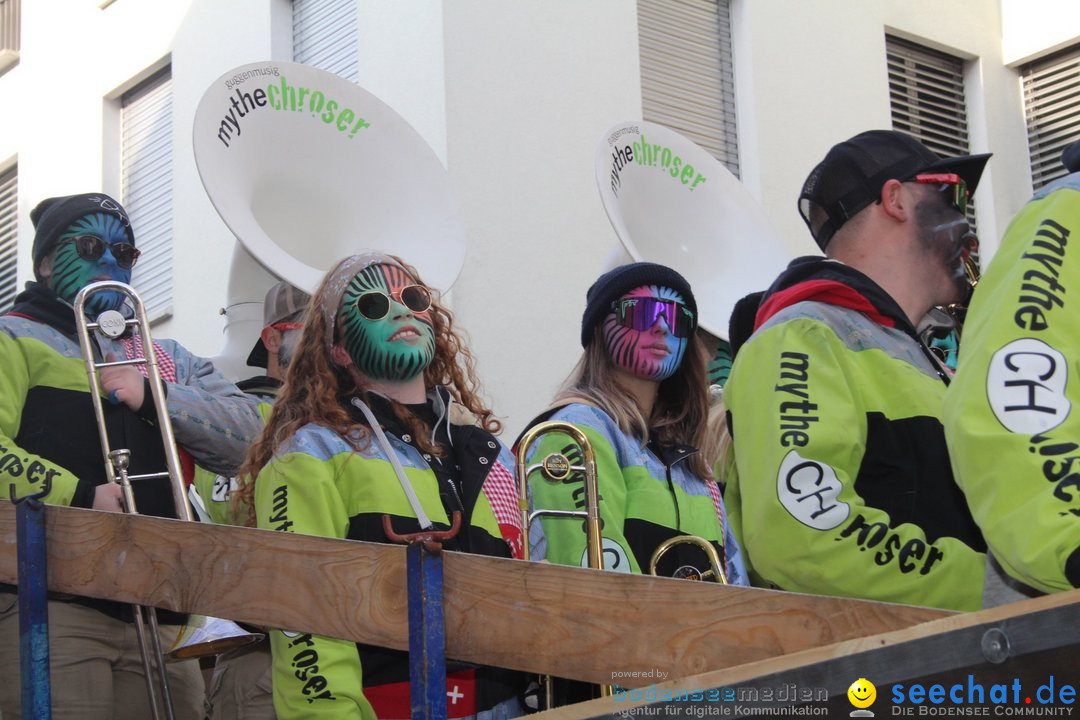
[482,458,524,559]
[707,479,725,524]
[121,334,176,383]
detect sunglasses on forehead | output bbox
[353,284,432,321]
[911,173,970,216]
[613,297,696,338]
[58,235,141,269]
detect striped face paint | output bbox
[602,285,690,381]
[47,213,133,316]
[339,263,435,381]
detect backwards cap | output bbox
[798,130,990,250]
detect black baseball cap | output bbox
[798,130,991,250]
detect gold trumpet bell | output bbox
[166,615,264,661]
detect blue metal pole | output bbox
[17,496,52,719]
[407,542,447,720]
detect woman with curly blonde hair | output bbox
[237,253,525,720]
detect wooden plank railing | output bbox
[0,501,949,685]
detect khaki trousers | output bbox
[206,639,275,720]
[0,594,204,720]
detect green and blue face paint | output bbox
[339,263,435,382]
[47,212,137,316]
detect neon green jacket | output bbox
[1,283,261,510]
[524,403,746,584]
[254,390,523,720]
[725,258,987,611]
[944,172,1080,594]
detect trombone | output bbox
[649,534,728,584]
[516,421,603,570]
[74,281,182,720]
[515,420,611,704]
[73,280,258,719]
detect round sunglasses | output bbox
[613,297,696,338]
[354,284,432,321]
[58,235,141,269]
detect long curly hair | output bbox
[554,325,713,479]
[233,256,499,526]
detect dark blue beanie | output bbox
[580,262,697,347]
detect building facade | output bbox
[0,0,1077,434]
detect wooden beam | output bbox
[0,502,949,684]
[537,589,1080,719]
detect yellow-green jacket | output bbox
[726,258,987,611]
[944,171,1080,594]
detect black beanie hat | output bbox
[580,262,697,347]
[30,193,134,280]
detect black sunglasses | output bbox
[58,235,141,269]
[354,284,432,321]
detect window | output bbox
[638,0,739,176]
[122,67,173,319]
[1021,44,1080,191]
[0,0,20,74]
[292,0,358,82]
[0,164,15,313]
[886,35,977,225]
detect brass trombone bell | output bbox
[649,535,728,583]
[515,421,603,571]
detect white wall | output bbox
[2,0,1077,437]
[732,0,1033,264]
[441,0,644,435]
[1001,0,1080,65]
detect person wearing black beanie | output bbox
[578,261,697,347]
[519,262,746,702]
[29,192,138,317]
[0,193,264,719]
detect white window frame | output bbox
[0,163,16,313]
[122,66,173,321]
[292,0,358,82]
[1021,44,1080,192]
[638,0,739,176]
[0,0,19,75]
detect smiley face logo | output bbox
[847,678,876,709]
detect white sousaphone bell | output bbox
[169,62,467,658]
[594,120,795,340]
[192,60,467,380]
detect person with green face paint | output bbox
[0,193,263,719]
[236,254,527,720]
